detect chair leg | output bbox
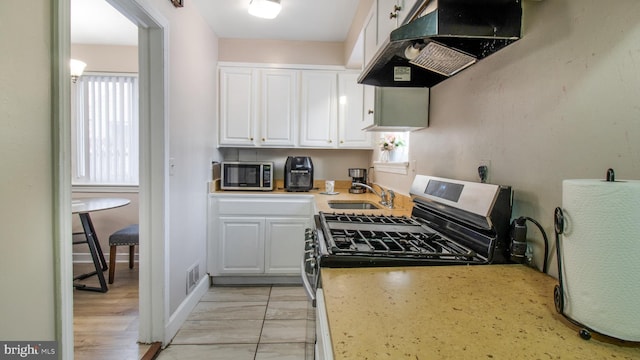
[109,245,116,284]
[129,245,135,269]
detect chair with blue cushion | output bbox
[108,224,139,284]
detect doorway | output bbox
[57,0,169,357]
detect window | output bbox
[72,73,139,186]
[374,132,410,174]
[377,132,409,162]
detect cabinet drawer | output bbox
[215,197,314,216]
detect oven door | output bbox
[301,228,319,306]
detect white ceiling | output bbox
[71,0,138,45]
[71,0,361,46]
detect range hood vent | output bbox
[359,0,522,88]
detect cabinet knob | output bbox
[390,5,401,19]
[262,138,265,142]
[340,140,344,144]
[328,139,333,143]
[368,109,374,115]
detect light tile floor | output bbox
[156,286,315,360]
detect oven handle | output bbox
[300,255,316,306]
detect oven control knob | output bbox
[305,258,316,268]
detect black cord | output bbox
[519,216,550,274]
[553,207,565,311]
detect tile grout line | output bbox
[254,285,272,359]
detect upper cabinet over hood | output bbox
[358,0,522,87]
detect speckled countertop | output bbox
[321,265,640,360]
[210,180,414,217]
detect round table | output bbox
[72,197,131,292]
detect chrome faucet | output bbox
[353,182,394,209]
[387,189,395,209]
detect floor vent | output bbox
[186,263,200,295]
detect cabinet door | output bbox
[363,85,375,128]
[218,217,265,274]
[259,69,298,146]
[337,73,372,148]
[299,71,338,148]
[265,217,311,274]
[363,7,377,68]
[376,0,418,46]
[377,0,399,47]
[398,0,419,25]
[219,67,256,146]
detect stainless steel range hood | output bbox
[358,0,522,88]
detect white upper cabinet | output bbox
[397,0,420,26]
[219,67,256,146]
[365,0,420,67]
[259,69,298,146]
[377,0,400,47]
[363,7,378,67]
[300,71,372,149]
[299,71,338,147]
[363,85,376,127]
[219,65,372,149]
[219,67,298,147]
[378,0,420,44]
[338,72,372,148]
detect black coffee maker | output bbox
[284,156,314,191]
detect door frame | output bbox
[54,0,169,357]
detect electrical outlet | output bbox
[478,159,491,183]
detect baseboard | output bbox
[211,275,302,285]
[164,275,209,345]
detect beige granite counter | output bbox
[210,179,413,217]
[321,265,640,360]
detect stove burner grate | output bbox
[323,213,420,225]
[328,228,477,260]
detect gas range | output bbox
[302,175,513,304]
[318,213,481,266]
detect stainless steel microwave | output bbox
[221,161,274,191]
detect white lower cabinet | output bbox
[265,218,311,273]
[208,195,314,278]
[315,289,334,360]
[218,217,264,274]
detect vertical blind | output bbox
[73,74,139,186]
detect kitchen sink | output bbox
[327,201,382,210]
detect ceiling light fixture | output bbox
[70,59,87,83]
[248,0,281,19]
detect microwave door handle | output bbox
[260,165,264,187]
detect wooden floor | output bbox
[73,263,151,360]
